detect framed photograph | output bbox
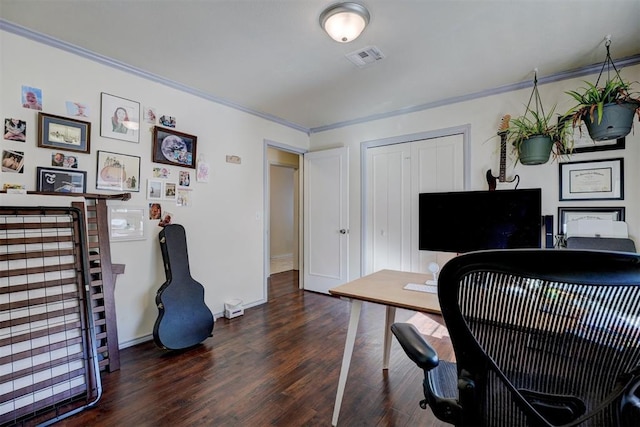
[559,117,625,154]
[37,112,90,153]
[152,126,197,169]
[96,150,141,192]
[559,158,623,201]
[147,179,163,199]
[163,182,177,200]
[36,166,87,193]
[558,207,625,236]
[100,93,140,143]
[108,206,146,241]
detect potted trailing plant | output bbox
[566,78,640,142]
[565,39,640,141]
[507,71,572,165]
[508,106,572,165]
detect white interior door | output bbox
[303,147,349,294]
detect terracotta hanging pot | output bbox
[518,135,553,165]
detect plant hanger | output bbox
[524,68,546,119]
[594,35,625,89]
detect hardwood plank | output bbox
[55,271,453,427]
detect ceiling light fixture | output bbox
[319,2,370,43]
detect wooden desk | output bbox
[328,269,441,426]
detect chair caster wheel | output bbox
[420,399,427,409]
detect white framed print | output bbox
[147,179,163,200]
[108,206,145,241]
[100,93,140,143]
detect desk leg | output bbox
[331,299,362,427]
[383,306,396,369]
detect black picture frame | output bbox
[152,126,197,169]
[557,206,625,237]
[37,112,91,154]
[559,158,624,201]
[36,166,87,193]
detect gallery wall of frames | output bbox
[4,88,207,233]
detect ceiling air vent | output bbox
[345,46,385,68]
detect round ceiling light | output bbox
[319,2,370,43]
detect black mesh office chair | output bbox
[392,249,640,426]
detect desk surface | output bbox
[329,269,441,314]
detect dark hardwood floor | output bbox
[57,271,453,426]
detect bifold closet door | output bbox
[0,207,101,426]
[365,134,464,275]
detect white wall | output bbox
[0,30,309,347]
[310,64,640,281]
[270,165,294,258]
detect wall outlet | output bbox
[226,155,241,164]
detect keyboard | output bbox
[403,282,437,294]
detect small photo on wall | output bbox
[4,118,26,142]
[163,182,177,200]
[65,101,90,118]
[52,152,65,167]
[2,150,25,173]
[144,107,157,124]
[147,179,162,199]
[179,171,191,187]
[22,85,42,110]
[149,203,162,220]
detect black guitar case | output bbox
[153,224,214,350]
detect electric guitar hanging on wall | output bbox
[486,114,520,191]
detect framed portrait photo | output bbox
[96,150,141,192]
[36,166,87,193]
[100,93,140,143]
[559,158,623,201]
[37,112,90,153]
[152,126,197,169]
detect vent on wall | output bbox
[346,45,385,68]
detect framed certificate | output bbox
[559,158,623,201]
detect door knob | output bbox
[339,229,347,234]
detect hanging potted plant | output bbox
[565,38,640,141]
[508,72,572,165]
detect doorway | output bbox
[265,143,304,298]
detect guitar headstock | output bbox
[498,114,511,134]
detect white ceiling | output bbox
[1,0,640,133]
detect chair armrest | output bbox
[391,322,439,371]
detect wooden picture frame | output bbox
[37,112,91,154]
[100,93,140,143]
[152,126,197,169]
[36,166,87,193]
[96,150,141,192]
[559,158,623,201]
[558,207,625,236]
